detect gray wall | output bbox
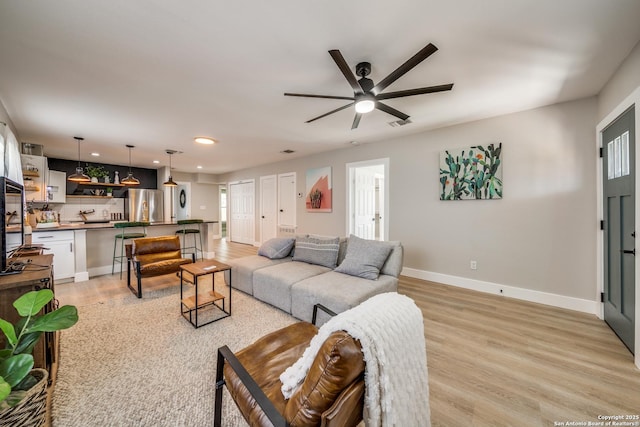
[220,97,598,301]
[598,39,640,121]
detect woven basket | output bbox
[0,368,48,427]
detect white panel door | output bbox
[260,175,278,243]
[229,181,255,245]
[278,172,296,227]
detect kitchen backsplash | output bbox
[55,198,125,222]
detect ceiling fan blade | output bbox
[376,83,454,100]
[351,113,362,130]
[284,92,354,101]
[329,50,364,95]
[305,102,355,123]
[372,43,438,95]
[376,102,410,121]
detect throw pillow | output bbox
[292,236,340,268]
[334,234,393,280]
[258,237,295,259]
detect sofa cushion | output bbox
[290,271,398,325]
[253,261,331,313]
[334,235,393,280]
[258,237,295,259]
[293,236,340,268]
[226,255,291,295]
[380,241,403,278]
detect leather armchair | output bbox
[214,315,365,427]
[126,235,193,298]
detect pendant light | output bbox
[68,136,91,182]
[163,149,178,187]
[121,144,140,185]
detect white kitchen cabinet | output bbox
[32,230,75,281]
[21,154,49,203]
[47,170,66,203]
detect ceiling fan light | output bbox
[355,99,375,114]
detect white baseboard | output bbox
[401,267,599,315]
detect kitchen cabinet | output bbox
[32,230,75,281]
[47,170,67,203]
[21,154,49,202]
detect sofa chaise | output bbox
[226,234,403,324]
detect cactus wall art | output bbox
[439,143,503,200]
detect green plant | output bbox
[84,164,109,178]
[0,289,78,408]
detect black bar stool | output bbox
[175,219,204,261]
[112,221,148,278]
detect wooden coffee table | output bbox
[179,259,232,328]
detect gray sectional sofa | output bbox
[226,234,403,325]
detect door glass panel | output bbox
[607,131,630,180]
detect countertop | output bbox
[7,220,218,233]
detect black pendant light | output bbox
[67,136,91,182]
[121,144,140,185]
[163,149,178,187]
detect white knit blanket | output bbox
[280,292,431,427]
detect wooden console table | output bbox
[0,254,58,381]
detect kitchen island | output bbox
[13,220,218,283]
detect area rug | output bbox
[51,286,296,426]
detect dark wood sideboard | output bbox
[0,254,59,384]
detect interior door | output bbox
[229,181,255,245]
[278,172,296,227]
[260,175,278,243]
[354,167,376,239]
[603,105,635,353]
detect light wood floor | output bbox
[56,239,640,426]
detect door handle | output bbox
[622,249,636,255]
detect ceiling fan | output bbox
[284,43,454,130]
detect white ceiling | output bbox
[1,0,640,174]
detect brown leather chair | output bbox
[214,309,365,427]
[126,235,193,298]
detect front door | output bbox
[603,105,635,353]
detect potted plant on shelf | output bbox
[0,289,78,423]
[84,164,109,183]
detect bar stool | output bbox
[112,221,149,278]
[175,219,204,261]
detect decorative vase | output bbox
[0,368,48,427]
[91,177,98,183]
[103,176,110,183]
[114,171,120,185]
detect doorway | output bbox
[346,158,389,241]
[260,175,277,243]
[602,105,636,354]
[219,185,227,239]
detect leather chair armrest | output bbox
[215,345,288,427]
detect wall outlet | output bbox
[470,260,477,270]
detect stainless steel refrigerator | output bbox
[126,189,164,222]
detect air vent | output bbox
[388,119,412,127]
[281,149,295,154]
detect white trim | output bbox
[596,85,640,369]
[402,267,599,315]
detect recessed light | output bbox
[197,165,203,169]
[153,160,160,164]
[194,137,216,145]
[91,152,100,156]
